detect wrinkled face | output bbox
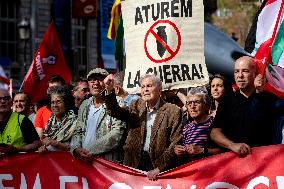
[51,94,66,118]
[140,77,160,104]
[76,82,90,98]
[211,78,225,102]
[74,82,90,108]
[88,74,106,97]
[0,90,12,113]
[13,94,29,114]
[234,59,256,90]
[187,95,207,121]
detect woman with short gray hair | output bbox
[174,86,221,163]
[38,86,77,153]
[187,86,211,107]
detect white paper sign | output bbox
[121,0,209,93]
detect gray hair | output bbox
[139,74,162,89]
[47,86,74,111]
[188,86,210,106]
[72,78,88,92]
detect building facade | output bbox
[0,0,221,89]
[0,0,103,89]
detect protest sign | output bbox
[121,0,208,93]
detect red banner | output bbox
[1,145,284,189]
[22,21,72,103]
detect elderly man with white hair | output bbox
[103,74,182,180]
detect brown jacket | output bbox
[104,92,182,171]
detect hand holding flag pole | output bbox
[250,0,284,98]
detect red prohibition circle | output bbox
[144,20,181,63]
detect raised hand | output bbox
[103,74,115,94]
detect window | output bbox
[0,0,18,62]
[72,18,87,78]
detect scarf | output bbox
[44,110,77,143]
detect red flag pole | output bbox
[19,62,33,91]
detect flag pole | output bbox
[19,66,29,91]
[19,80,24,91]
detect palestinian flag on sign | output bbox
[245,0,284,98]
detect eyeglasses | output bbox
[51,100,64,106]
[186,100,203,105]
[0,96,11,101]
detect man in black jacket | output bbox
[210,56,277,156]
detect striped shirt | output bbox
[182,116,214,147]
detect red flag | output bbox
[23,21,72,103]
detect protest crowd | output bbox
[0,55,283,180]
[1,0,284,184]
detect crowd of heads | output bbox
[1,55,283,181]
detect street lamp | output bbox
[18,18,30,74]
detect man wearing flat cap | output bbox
[70,68,126,163]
